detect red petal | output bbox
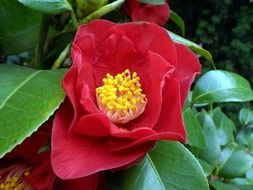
[124,0,170,25]
[26,153,56,190]
[109,22,177,67]
[52,101,153,179]
[73,113,114,137]
[54,173,100,190]
[173,43,201,106]
[154,77,186,142]
[128,51,174,130]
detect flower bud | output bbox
[77,0,108,18]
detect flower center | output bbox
[96,69,147,124]
[0,165,32,190]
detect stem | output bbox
[34,15,50,69]
[51,44,71,69]
[209,103,213,114]
[70,10,79,29]
[81,0,125,24]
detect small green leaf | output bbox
[192,70,253,104]
[138,0,166,5]
[18,0,72,14]
[0,64,66,158]
[239,108,253,126]
[0,0,42,55]
[170,10,185,36]
[122,141,209,190]
[218,145,253,178]
[183,108,206,148]
[212,108,235,146]
[197,111,220,168]
[168,31,214,64]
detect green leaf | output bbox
[210,180,253,190]
[218,143,237,173]
[138,0,166,5]
[183,108,206,148]
[239,108,253,126]
[197,159,213,176]
[197,111,220,168]
[218,145,253,178]
[170,10,185,36]
[17,0,72,14]
[0,64,66,158]
[212,108,235,146]
[168,31,214,64]
[0,0,42,55]
[122,141,209,190]
[192,70,253,104]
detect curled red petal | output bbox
[173,43,201,106]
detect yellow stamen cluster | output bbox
[96,69,147,124]
[0,166,32,190]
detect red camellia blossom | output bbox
[0,122,102,190]
[52,19,201,179]
[124,0,170,25]
[0,122,55,190]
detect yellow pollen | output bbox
[0,166,32,190]
[96,69,147,124]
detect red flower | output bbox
[0,122,101,190]
[124,0,170,25]
[52,19,201,179]
[0,122,55,190]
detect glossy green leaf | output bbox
[170,10,185,36]
[183,108,206,148]
[197,111,220,167]
[192,70,253,104]
[212,108,235,146]
[218,145,253,178]
[138,0,166,5]
[0,0,42,55]
[0,64,66,158]
[122,141,209,190]
[17,0,72,14]
[210,180,253,190]
[168,31,214,64]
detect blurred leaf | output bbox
[192,70,253,104]
[17,0,72,14]
[210,180,253,190]
[230,178,253,185]
[168,31,214,64]
[239,108,253,126]
[246,168,253,182]
[0,64,66,158]
[183,108,206,148]
[218,145,253,178]
[122,141,209,190]
[218,143,237,173]
[170,10,185,36]
[197,159,213,176]
[212,107,235,146]
[236,126,253,153]
[197,110,220,168]
[138,0,166,5]
[0,0,42,55]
